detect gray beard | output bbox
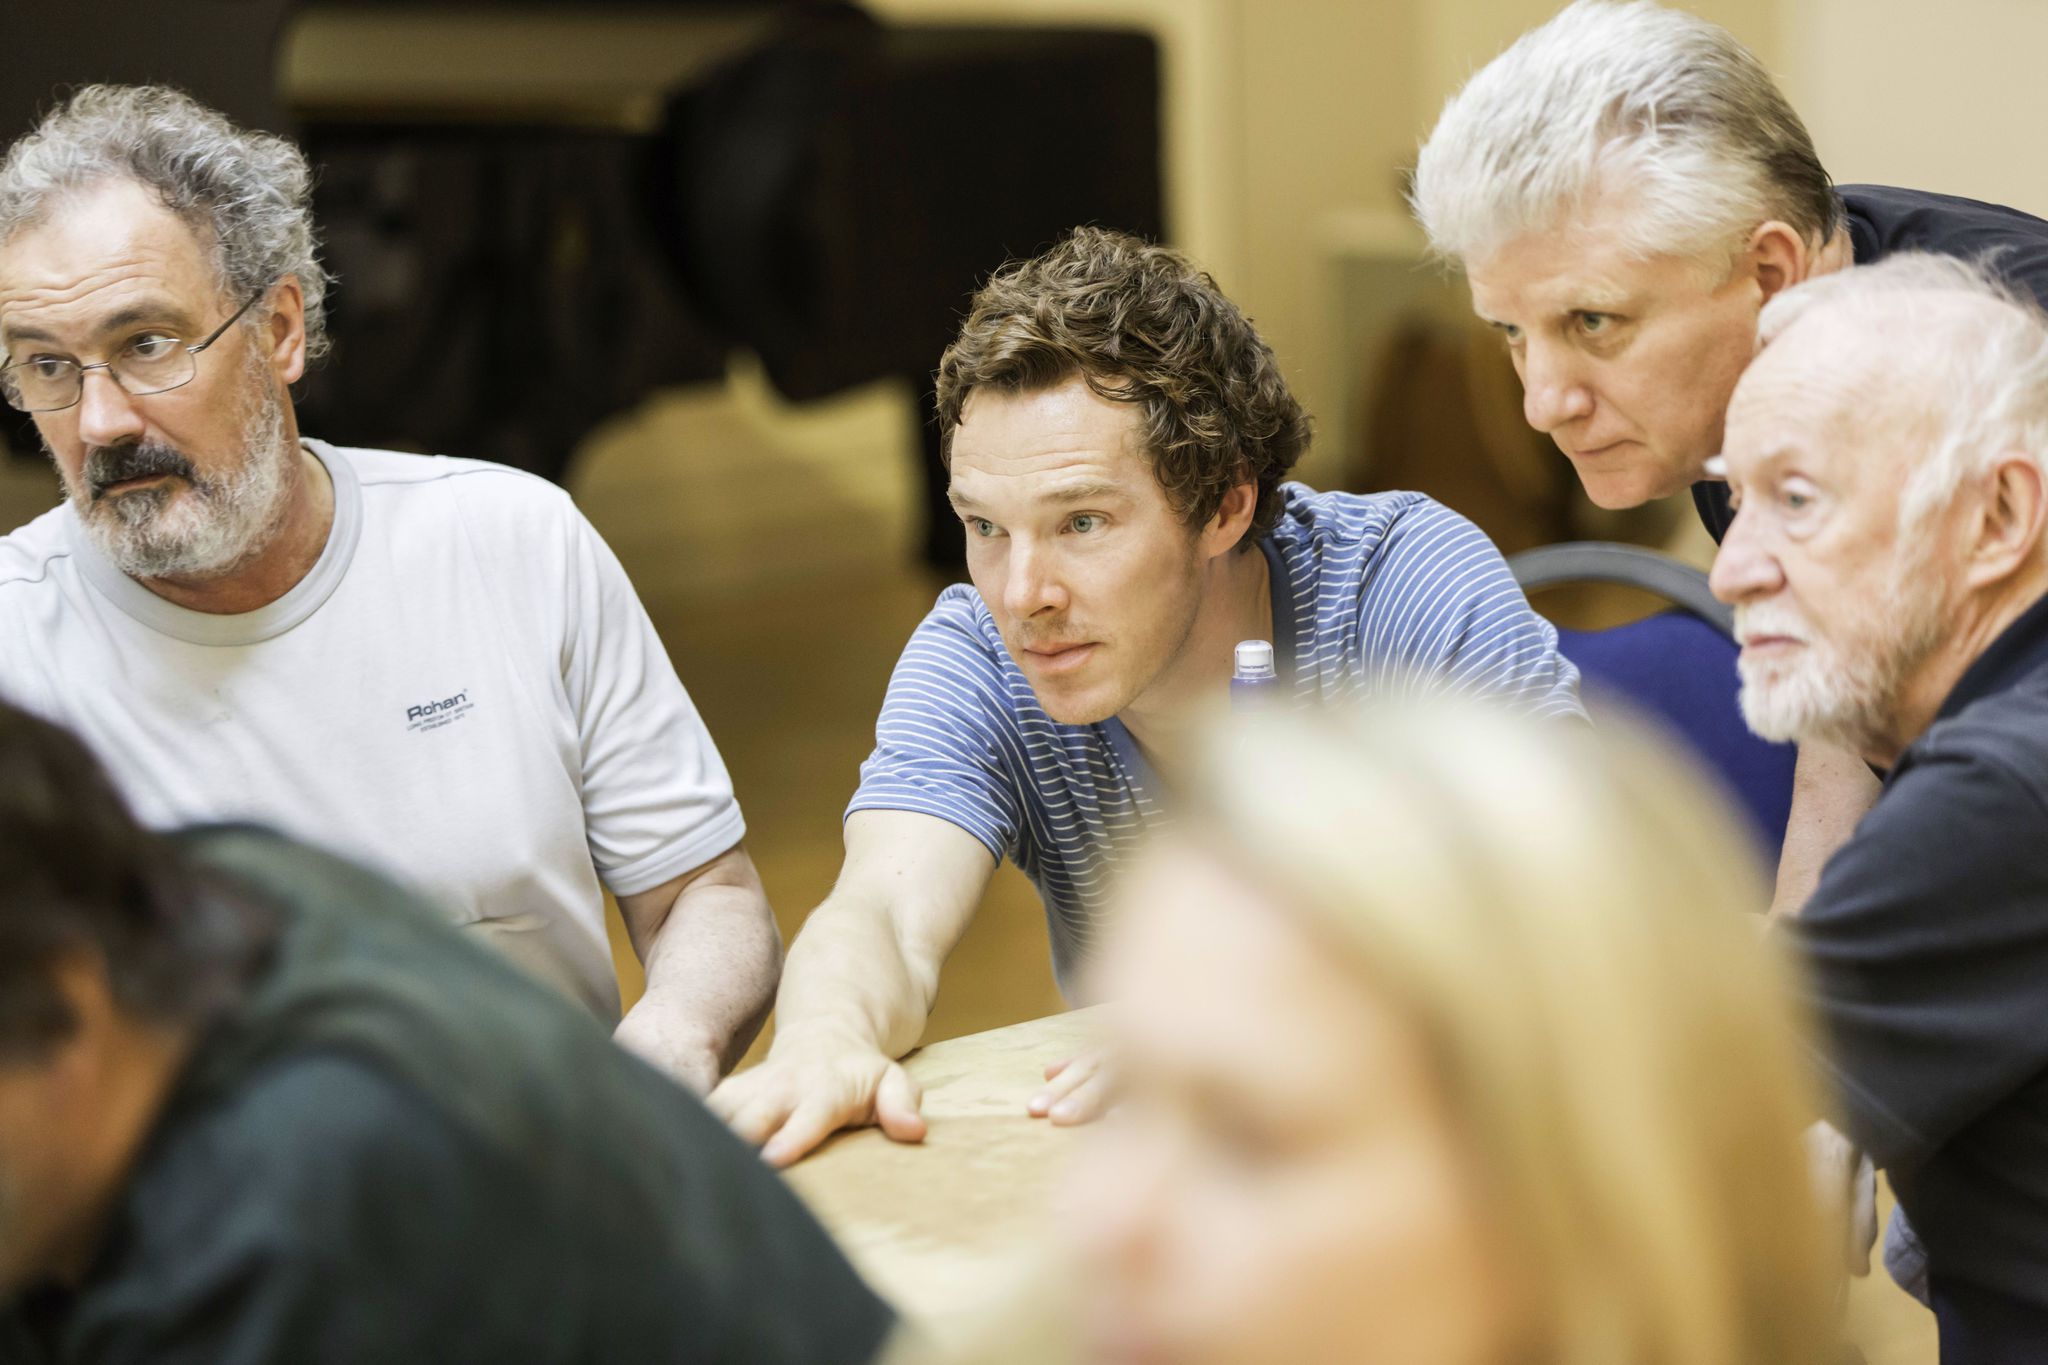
[67,377,297,582]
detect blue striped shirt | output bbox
[849,484,1583,992]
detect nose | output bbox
[1708,506,1786,606]
[72,367,149,451]
[1520,339,1595,434]
[1001,536,1068,620]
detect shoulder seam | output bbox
[0,546,75,593]
[352,461,561,493]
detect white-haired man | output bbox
[0,86,777,1093]
[1713,252,2048,1361]
[1412,0,2048,927]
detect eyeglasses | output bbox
[0,289,269,414]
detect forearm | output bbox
[1771,742,1883,919]
[632,881,782,1074]
[769,891,945,1062]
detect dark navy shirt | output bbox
[1797,591,2048,1363]
[1693,184,2048,542]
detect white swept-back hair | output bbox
[1411,0,1839,272]
[1758,252,2048,533]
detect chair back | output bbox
[1512,543,1794,861]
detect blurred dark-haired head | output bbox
[0,701,268,1059]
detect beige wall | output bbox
[1781,0,2048,215]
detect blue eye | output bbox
[1576,312,1614,335]
[966,517,998,538]
[1068,514,1103,534]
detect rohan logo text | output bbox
[405,689,475,733]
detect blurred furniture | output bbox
[784,1007,1102,1327]
[285,3,1163,569]
[285,4,782,481]
[1511,542,1795,862]
[1359,316,1573,556]
[292,122,733,478]
[649,7,1163,564]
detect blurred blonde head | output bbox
[1169,700,1834,1365]
[910,699,1838,1365]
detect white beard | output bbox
[70,367,297,582]
[1735,548,1946,752]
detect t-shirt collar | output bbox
[1937,589,2048,723]
[65,439,363,647]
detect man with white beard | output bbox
[0,86,778,1095]
[1712,251,2048,1363]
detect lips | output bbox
[1020,642,1099,675]
[96,472,175,497]
[1565,439,1633,460]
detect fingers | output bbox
[1030,1050,1109,1120]
[875,1062,929,1145]
[762,1096,861,1169]
[710,1080,797,1150]
[1047,1067,1114,1125]
[1850,1155,1878,1277]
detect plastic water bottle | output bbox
[1231,639,1278,708]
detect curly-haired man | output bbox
[709,227,1583,1165]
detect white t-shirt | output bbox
[0,441,745,1021]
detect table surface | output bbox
[784,1008,1103,1329]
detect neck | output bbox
[1809,228,1855,281]
[47,1020,194,1288]
[1120,542,1273,772]
[140,439,333,616]
[1867,570,2048,767]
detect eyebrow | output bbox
[1040,481,1127,504]
[1725,443,1805,484]
[3,300,198,349]
[1565,283,1632,313]
[1472,283,1632,330]
[947,480,1129,512]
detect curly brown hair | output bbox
[935,227,1311,545]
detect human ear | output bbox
[1748,221,1810,303]
[1966,454,2047,589]
[1203,479,1259,558]
[264,276,308,385]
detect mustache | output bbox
[82,442,198,501]
[1733,603,1809,647]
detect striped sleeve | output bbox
[845,588,1023,862]
[1355,498,1584,719]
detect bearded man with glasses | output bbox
[0,87,780,1100]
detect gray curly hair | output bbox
[0,85,331,358]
